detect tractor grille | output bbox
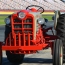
[12,17,33,40]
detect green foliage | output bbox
[0,15,8,25]
[42,15,53,21]
[0,15,53,25]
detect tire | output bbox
[0,53,2,65]
[53,39,63,65]
[5,16,25,64]
[63,40,65,62]
[0,43,2,65]
[0,56,1,65]
[6,51,24,64]
[5,25,11,41]
[56,14,65,61]
[5,27,25,64]
[56,14,65,40]
[5,15,11,41]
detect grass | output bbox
[0,15,53,25]
[0,15,8,25]
[42,15,53,21]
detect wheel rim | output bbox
[60,46,63,65]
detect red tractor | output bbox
[1,5,65,65]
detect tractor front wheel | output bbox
[6,51,25,64]
[53,39,63,65]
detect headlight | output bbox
[37,18,45,25]
[5,18,10,24]
[18,12,26,19]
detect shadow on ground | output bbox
[2,57,52,65]
[23,57,52,63]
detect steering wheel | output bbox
[26,5,44,13]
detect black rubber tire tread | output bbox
[5,16,25,64]
[0,52,2,65]
[5,15,11,41]
[56,14,65,40]
[6,51,24,64]
[62,40,65,61]
[5,25,11,41]
[53,39,63,65]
